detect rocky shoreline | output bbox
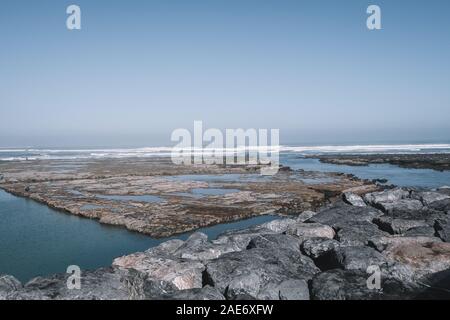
[2,186,450,300]
[307,153,450,171]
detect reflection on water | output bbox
[281,154,450,188]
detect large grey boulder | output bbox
[412,191,450,206]
[259,218,297,233]
[204,245,319,300]
[373,216,429,235]
[286,222,335,242]
[162,285,225,300]
[342,192,366,207]
[403,226,437,237]
[212,227,276,252]
[258,279,310,300]
[437,186,450,196]
[335,220,388,246]
[309,202,383,227]
[329,246,388,271]
[0,275,22,300]
[173,232,239,261]
[435,218,450,242]
[5,268,128,300]
[364,188,410,207]
[377,199,423,215]
[247,233,302,253]
[310,269,383,300]
[301,238,341,260]
[295,210,317,222]
[113,242,206,299]
[428,198,450,212]
[310,269,423,300]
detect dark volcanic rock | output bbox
[435,218,450,242]
[377,199,423,215]
[308,202,383,227]
[403,226,437,237]
[373,216,429,235]
[378,205,445,227]
[329,246,388,271]
[212,227,276,252]
[258,279,310,300]
[364,188,410,208]
[437,186,450,196]
[428,198,450,212]
[204,247,319,300]
[310,269,378,300]
[412,191,450,206]
[5,268,128,300]
[301,238,341,260]
[310,269,426,300]
[247,233,302,252]
[162,285,225,300]
[335,220,389,246]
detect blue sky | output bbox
[0,0,449,147]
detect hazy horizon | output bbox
[1,0,449,148]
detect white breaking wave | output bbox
[0,144,449,161]
[279,144,450,153]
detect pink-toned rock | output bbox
[113,253,204,291]
[383,240,450,280]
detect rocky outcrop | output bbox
[286,223,335,241]
[204,233,319,300]
[412,191,450,206]
[0,275,22,300]
[308,201,383,226]
[161,285,225,300]
[364,188,410,207]
[2,186,450,300]
[373,216,429,234]
[435,217,450,242]
[1,268,128,300]
[342,192,366,207]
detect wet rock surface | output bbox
[2,186,450,300]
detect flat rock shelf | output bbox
[0,157,376,237]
